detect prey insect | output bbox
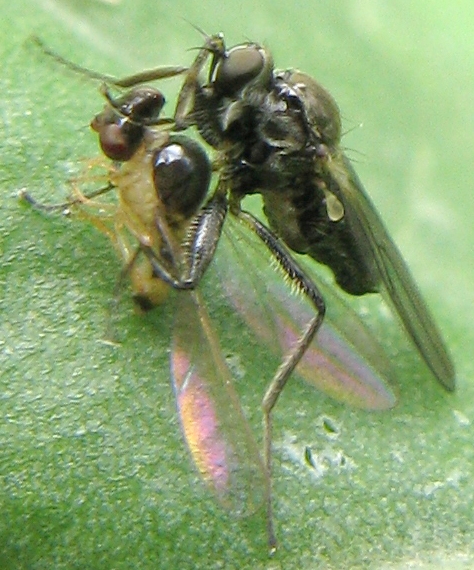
[25,33,455,551]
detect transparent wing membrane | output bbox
[215,215,397,410]
[171,291,267,516]
[335,156,455,391]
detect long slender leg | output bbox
[19,183,115,212]
[236,209,326,552]
[146,196,325,549]
[31,36,188,87]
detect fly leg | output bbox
[31,36,188,87]
[145,193,326,550]
[142,190,228,290]
[236,209,326,552]
[174,33,226,129]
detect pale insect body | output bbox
[111,139,172,307]
[77,87,212,310]
[73,90,173,308]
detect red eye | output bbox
[90,87,166,161]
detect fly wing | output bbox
[329,153,455,390]
[215,214,398,411]
[171,290,267,516]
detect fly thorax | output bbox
[276,70,342,146]
[257,90,308,152]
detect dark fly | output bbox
[170,33,455,392]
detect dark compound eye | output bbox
[213,43,265,96]
[152,136,211,219]
[90,87,166,161]
[116,87,165,123]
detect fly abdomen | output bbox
[263,182,379,296]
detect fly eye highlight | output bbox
[213,43,265,96]
[91,87,166,161]
[152,136,211,219]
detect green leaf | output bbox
[1,1,473,569]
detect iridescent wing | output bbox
[214,214,398,411]
[171,290,267,516]
[329,154,455,390]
